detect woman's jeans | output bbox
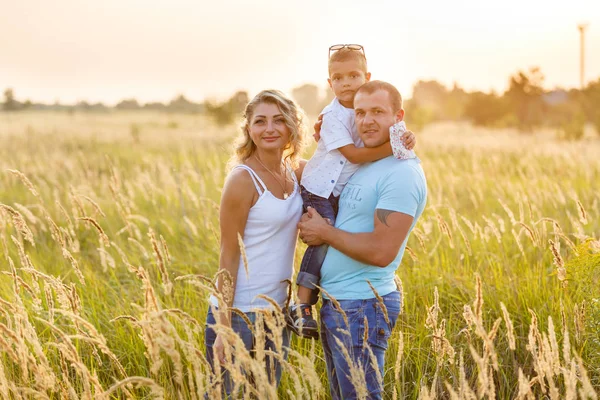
[297,185,339,304]
[320,290,402,400]
[205,307,291,397]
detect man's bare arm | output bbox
[298,207,414,267]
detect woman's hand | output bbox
[213,333,227,365]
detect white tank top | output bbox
[210,164,303,312]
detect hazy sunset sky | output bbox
[2,0,599,105]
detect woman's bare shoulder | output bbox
[222,166,258,203]
[294,159,308,182]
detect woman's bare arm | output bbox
[215,168,256,326]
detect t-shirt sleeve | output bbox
[376,165,423,217]
[320,113,354,153]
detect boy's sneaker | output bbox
[285,304,319,339]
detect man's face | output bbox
[354,89,404,148]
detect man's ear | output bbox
[327,78,333,90]
[395,108,405,122]
[365,72,372,82]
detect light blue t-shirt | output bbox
[320,156,427,300]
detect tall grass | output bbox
[0,112,598,398]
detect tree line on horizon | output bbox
[3,67,600,139]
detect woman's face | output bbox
[247,102,291,152]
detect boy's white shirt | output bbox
[301,98,363,198]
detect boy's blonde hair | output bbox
[229,89,307,170]
[328,47,368,76]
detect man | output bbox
[298,80,428,399]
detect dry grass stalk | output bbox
[392,331,404,400]
[1,204,36,246]
[516,368,534,400]
[159,234,171,265]
[518,222,538,247]
[62,247,85,284]
[367,281,389,324]
[148,228,172,295]
[332,334,368,399]
[512,228,526,258]
[405,246,418,262]
[78,217,110,247]
[79,195,106,217]
[575,199,588,225]
[237,232,250,278]
[573,302,585,344]
[394,275,404,313]
[436,213,454,248]
[483,216,502,243]
[499,302,516,350]
[7,169,39,198]
[101,377,164,399]
[425,287,455,366]
[317,286,349,329]
[128,237,150,259]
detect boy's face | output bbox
[328,60,371,108]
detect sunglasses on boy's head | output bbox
[328,44,365,58]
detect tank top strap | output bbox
[286,162,298,184]
[233,165,267,195]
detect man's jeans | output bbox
[320,290,402,400]
[205,307,291,397]
[297,185,339,305]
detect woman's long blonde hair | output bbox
[228,89,307,170]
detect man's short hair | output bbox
[355,80,403,112]
[328,48,368,76]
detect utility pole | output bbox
[578,23,588,89]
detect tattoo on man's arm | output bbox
[376,209,397,227]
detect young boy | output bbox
[286,44,416,338]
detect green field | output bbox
[1,111,599,399]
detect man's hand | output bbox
[298,207,330,246]
[401,129,416,150]
[313,114,324,142]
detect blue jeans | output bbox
[204,307,291,397]
[320,290,402,400]
[297,185,339,305]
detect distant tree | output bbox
[168,94,202,113]
[204,91,249,126]
[3,88,19,111]
[116,98,140,110]
[464,91,508,126]
[76,100,91,110]
[143,102,166,111]
[292,84,320,116]
[582,78,600,136]
[504,67,546,132]
[445,83,469,120]
[411,80,448,119]
[228,91,249,116]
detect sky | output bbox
[1,0,599,105]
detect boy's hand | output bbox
[313,114,324,142]
[401,130,416,150]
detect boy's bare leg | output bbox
[297,285,313,304]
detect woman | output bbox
[204,89,306,396]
